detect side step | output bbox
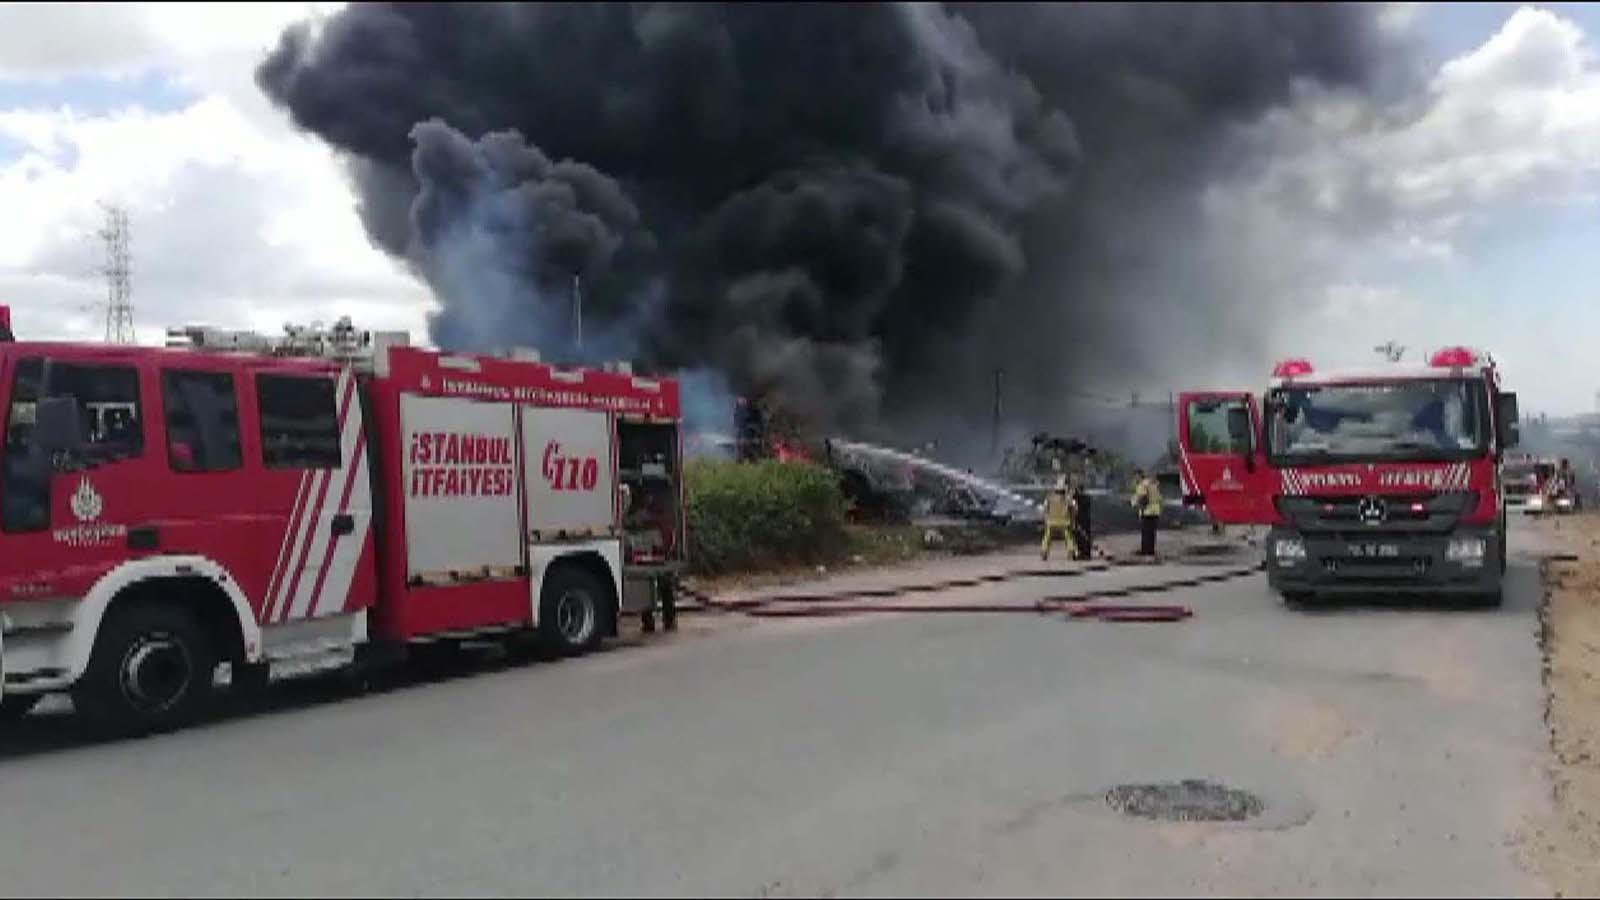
[259,612,368,683]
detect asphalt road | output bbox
[0,524,1556,897]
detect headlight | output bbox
[1557,497,1573,508]
[1527,496,1545,509]
[1446,537,1486,566]
[1274,538,1307,564]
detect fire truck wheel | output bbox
[540,566,608,656]
[1281,591,1315,609]
[229,661,272,702]
[72,604,217,736]
[0,694,42,721]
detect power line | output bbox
[96,202,134,344]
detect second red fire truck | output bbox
[0,313,686,734]
[1177,347,1520,606]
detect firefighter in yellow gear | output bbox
[1041,476,1079,561]
[1132,469,1163,556]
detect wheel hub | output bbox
[556,591,594,642]
[119,634,192,712]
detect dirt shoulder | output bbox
[1524,513,1600,897]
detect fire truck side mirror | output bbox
[1498,392,1520,449]
[33,396,83,455]
[1223,404,1256,473]
[1225,407,1251,445]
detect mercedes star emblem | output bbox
[1358,496,1387,525]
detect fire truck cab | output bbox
[0,312,685,734]
[1176,347,1519,606]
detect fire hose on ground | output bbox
[673,557,1266,623]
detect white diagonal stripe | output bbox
[289,369,361,621]
[263,470,310,622]
[313,450,371,618]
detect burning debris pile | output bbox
[256,3,1400,444]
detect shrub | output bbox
[685,460,849,574]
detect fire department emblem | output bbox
[1210,466,1244,492]
[71,478,104,522]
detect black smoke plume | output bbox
[258,2,1399,448]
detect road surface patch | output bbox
[1106,780,1264,823]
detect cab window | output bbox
[5,359,144,459]
[257,374,341,469]
[1185,397,1251,455]
[3,358,144,532]
[162,370,242,472]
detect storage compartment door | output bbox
[400,395,522,581]
[522,406,616,540]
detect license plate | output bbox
[1347,543,1399,558]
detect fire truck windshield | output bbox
[1267,378,1489,463]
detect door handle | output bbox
[331,514,354,537]
[128,526,159,551]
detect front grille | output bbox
[1284,493,1469,534]
[1324,530,1435,543]
[1311,495,1431,521]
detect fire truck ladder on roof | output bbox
[164,317,411,370]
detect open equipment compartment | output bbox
[616,417,684,569]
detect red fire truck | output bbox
[1502,453,1556,513]
[0,313,685,733]
[1176,347,1520,606]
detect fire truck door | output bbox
[0,358,160,600]
[255,370,374,624]
[1175,391,1277,525]
[150,366,262,608]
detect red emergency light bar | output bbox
[1272,358,1314,378]
[0,305,12,342]
[1428,346,1480,368]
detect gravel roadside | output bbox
[1522,513,1600,897]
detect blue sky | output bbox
[0,69,195,119]
[0,3,1596,415]
[1416,1,1600,58]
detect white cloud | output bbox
[0,4,160,79]
[1435,4,1592,90]
[0,2,431,347]
[1175,6,1600,413]
[1228,6,1600,263]
[0,3,342,80]
[1377,3,1423,36]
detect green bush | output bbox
[685,460,849,574]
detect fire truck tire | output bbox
[0,694,42,721]
[540,565,608,656]
[72,604,217,736]
[409,641,472,678]
[230,661,272,700]
[1281,591,1314,609]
